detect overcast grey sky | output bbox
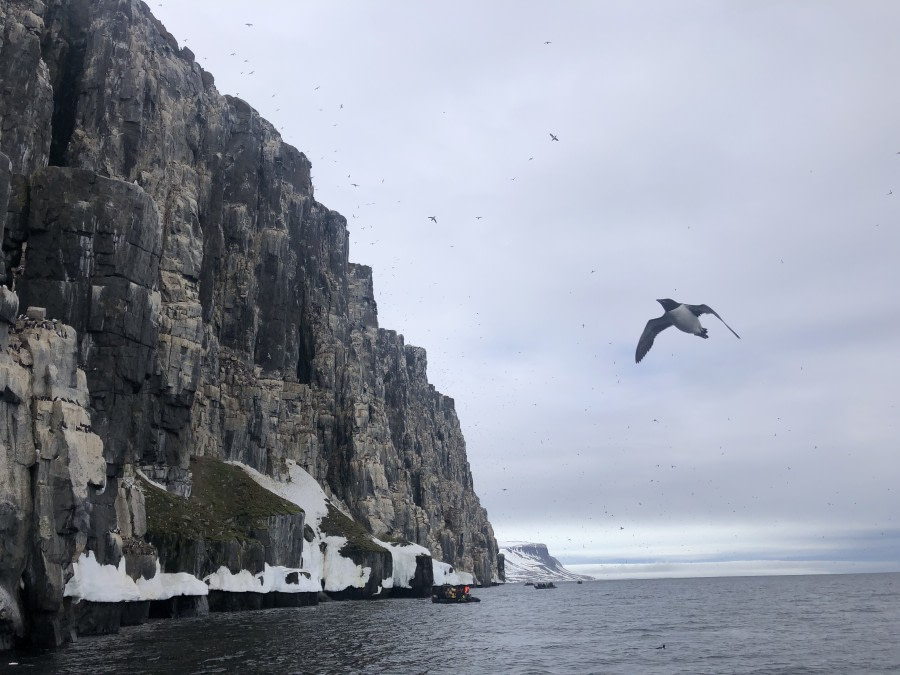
[152,1,900,575]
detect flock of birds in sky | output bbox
[167,9,747,368]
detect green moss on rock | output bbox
[142,457,302,542]
[320,503,387,558]
[378,534,413,546]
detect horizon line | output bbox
[563,559,900,581]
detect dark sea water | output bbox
[8,573,900,674]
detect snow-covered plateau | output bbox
[499,541,594,583]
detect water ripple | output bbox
[9,573,900,674]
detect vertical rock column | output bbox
[18,313,106,646]
[17,167,162,540]
[0,150,26,649]
[13,168,163,625]
[0,301,107,647]
[0,285,25,649]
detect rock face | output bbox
[498,542,594,583]
[0,0,498,648]
[0,310,106,647]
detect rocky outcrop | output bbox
[0,0,498,649]
[0,309,106,647]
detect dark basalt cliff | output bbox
[0,0,498,648]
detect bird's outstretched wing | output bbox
[687,304,741,339]
[635,316,672,363]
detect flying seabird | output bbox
[428,216,437,223]
[635,299,740,363]
[549,133,559,141]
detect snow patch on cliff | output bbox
[236,461,370,592]
[66,459,474,603]
[374,539,424,589]
[238,459,458,592]
[432,561,475,586]
[64,551,208,602]
[203,563,320,593]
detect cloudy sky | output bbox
[152,1,900,576]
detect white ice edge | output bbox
[64,551,208,602]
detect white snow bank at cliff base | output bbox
[432,561,475,586]
[66,459,473,602]
[237,459,462,593]
[235,460,373,592]
[204,563,320,593]
[64,551,207,602]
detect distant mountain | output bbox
[499,541,594,582]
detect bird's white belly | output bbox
[669,305,702,334]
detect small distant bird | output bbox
[475,216,483,220]
[351,183,359,187]
[544,41,552,44]
[428,216,437,223]
[245,23,253,27]
[549,133,559,141]
[635,299,740,363]
[655,644,666,649]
